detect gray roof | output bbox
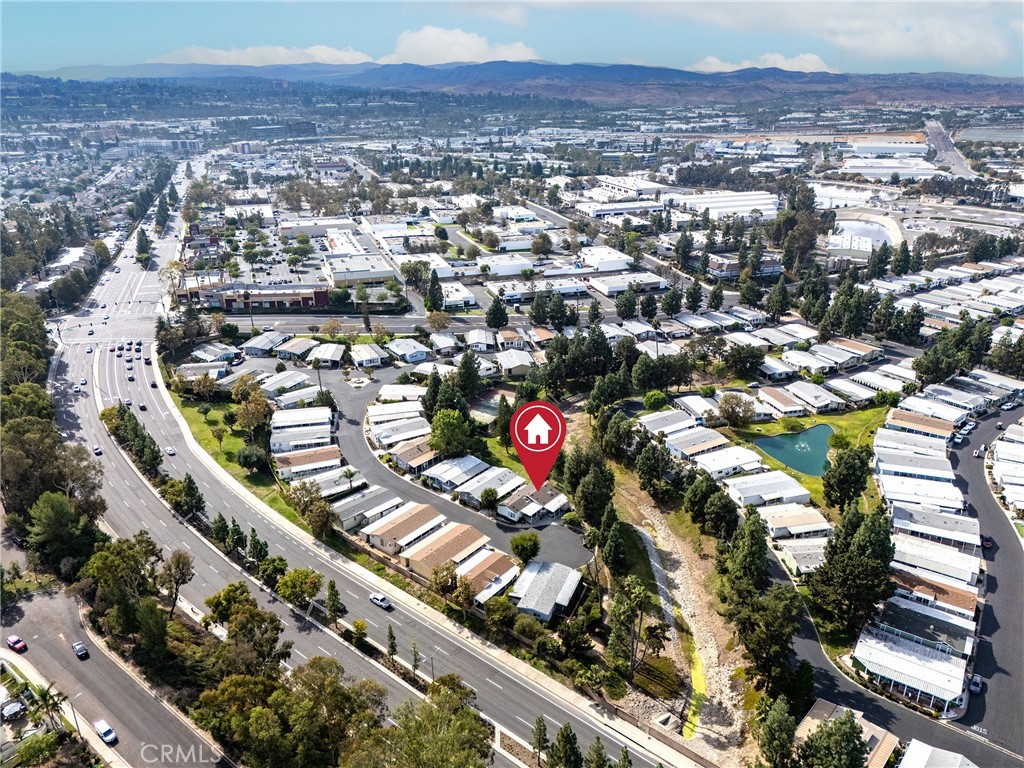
[510,561,581,620]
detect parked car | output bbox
[973,449,980,458]
[981,535,994,549]
[6,635,27,652]
[369,593,392,610]
[997,422,1004,430]
[953,434,965,444]
[1,701,27,721]
[969,674,983,694]
[94,719,117,744]
[72,641,89,659]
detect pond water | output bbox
[754,424,834,477]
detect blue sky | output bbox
[3,1,1023,76]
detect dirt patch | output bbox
[561,398,754,767]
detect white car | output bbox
[165,446,176,456]
[86,347,93,353]
[369,593,392,610]
[72,385,81,393]
[94,719,117,744]
[79,378,87,385]
[953,434,965,444]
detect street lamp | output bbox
[68,693,83,735]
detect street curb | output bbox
[155,370,698,767]
[73,601,227,764]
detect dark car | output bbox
[981,535,993,549]
[72,641,89,659]
[150,380,158,388]
[6,635,27,652]
[10,534,26,549]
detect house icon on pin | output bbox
[525,413,552,445]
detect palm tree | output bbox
[343,467,357,491]
[31,683,67,731]
[311,358,323,388]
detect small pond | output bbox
[754,424,834,477]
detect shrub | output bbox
[643,390,668,411]
[562,511,581,528]
[514,614,546,640]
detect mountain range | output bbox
[19,61,1024,107]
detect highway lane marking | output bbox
[182,542,191,549]
[345,589,359,598]
[364,618,379,628]
[142,522,149,528]
[317,645,332,655]
[487,678,503,690]
[389,618,402,626]
[209,565,219,573]
[123,499,130,507]
[433,646,448,655]
[294,650,308,659]
[159,519,167,527]
[515,716,531,727]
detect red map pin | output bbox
[510,401,567,491]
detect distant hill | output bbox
[19,60,1023,107]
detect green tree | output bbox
[531,715,549,767]
[26,491,89,569]
[325,579,344,625]
[387,624,398,659]
[495,394,514,454]
[429,409,473,458]
[275,568,323,609]
[486,299,509,330]
[548,723,584,768]
[601,521,628,576]
[660,288,682,318]
[755,695,796,768]
[810,508,894,635]
[212,512,229,545]
[510,531,541,565]
[426,269,444,312]
[717,392,754,427]
[725,344,765,378]
[258,556,288,589]
[635,441,670,498]
[640,293,658,322]
[822,447,870,510]
[739,279,763,308]
[584,737,611,768]
[455,350,482,398]
[15,731,59,766]
[484,595,518,633]
[685,280,703,313]
[765,277,791,320]
[137,595,169,661]
[795,710,867,768]
[549,292,568,332]
[157,549,195,618]
[615,288,637,320]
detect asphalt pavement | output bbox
[2,592,219,768]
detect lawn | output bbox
[482,436,528,481]
[170,393,308,531]
[724,406,890,515]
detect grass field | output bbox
[797,585,854,661]
[482,436,528,480]
[619,523,659,598]
[171,394,308,530]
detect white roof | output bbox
[495,349,535,369]
[274,386,324,407]
[825,378,877,402]
[693,445,765,475]
[456,466,526,500]
[899,740,978,768]
[270,406,332,430]
[853,631,966,702]
[377,384,426,402]
[386,338,431,356]
[422,455,489,486]
[877,475,964,510]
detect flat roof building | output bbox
[361,502,447,556]
[509,561,583,623]
[401,523,490,579]
[725,470,812,508]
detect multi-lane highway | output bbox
[49,166,681,767]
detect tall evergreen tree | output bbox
[796,710,868,768]
[685,280,703,313]
[495,395,514,454]
[548,723,584,768]
[422,369,442,419]
[426,269,444,311]
[765,277,791,320]
[485,298,508,330]
[755,695,796,768]
[708,282,724,311]
[549,293,567,332]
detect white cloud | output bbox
[656,2,1020,70]
[687,53,836,74]
[151,45,372,66]
[151,26,537,69]
[380,26,536,65]
[465,2,529,27]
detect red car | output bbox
[6,635,27,652]
[981,535,994,549]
